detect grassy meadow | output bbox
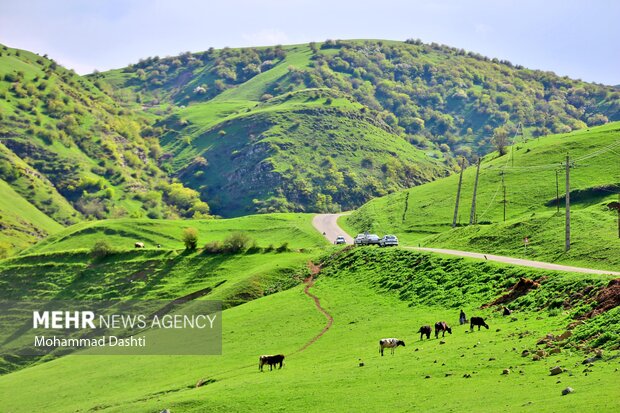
[0,248,618,412]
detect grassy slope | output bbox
[102,44,448,215]
[0,178,63,253]
[0,248,618,412]
[23,213,325,255]
[345,123,620,269]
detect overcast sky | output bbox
[0,0,618,85]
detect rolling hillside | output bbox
[0,44,209,255]
[344,123,620,269]
[97,40,620,216]
[0,246,617,412]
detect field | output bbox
[344,123,620,270]
[0,248,618,412]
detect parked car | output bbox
[335,236,346,245]
[354,234,367,245]
[380,234,399,247]
[366,234,381,245]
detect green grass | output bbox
[346,123,620,269]
[0,248,617,412]
[0,178,63,254]
[22,213,326,255]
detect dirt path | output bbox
[289,264,334,355]
[312,213,620,276]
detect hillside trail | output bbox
[288,262,334,355]
[312,213,620,276]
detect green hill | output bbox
[96,40,619,216]
[0,247,617,412]
[344,123,620,269]
[0,44,209,254]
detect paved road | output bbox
[312,214,620,276]
[312,213,354,245]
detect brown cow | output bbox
[418,325,431,340]
[259,354,285,372]
[434,321,452,338]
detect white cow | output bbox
[379,338,405,356]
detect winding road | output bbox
[312,213,620,276]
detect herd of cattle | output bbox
[379,312,491,356]
[260,310,501,371]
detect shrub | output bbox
[222,232,252,253]
[91,239,113,259]
[182,227,198,250]
[203,240,223,254]
[276,242,290,253]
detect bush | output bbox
[203,240,223,254]
[222,232,252,253]
[91,239,113,259]
[276,242,290,253]
[182,227,198,250]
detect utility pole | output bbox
[452,157,465,228]
[501,171,507,222]
[555,170,560,212]
[469,157,481,225]
[565,154,571,252]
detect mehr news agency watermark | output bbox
[0,300,222,356]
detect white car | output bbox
[366,234,381,245]
[380,235,399,247]
[335,236,346,245]
[354,234,367,245]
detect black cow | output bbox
[418,325,431,340]
[259,354,285,372]
[470,317,489,331]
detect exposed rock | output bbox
[550,366,563,376]
[532,355,541,361]
[550,348,561,354]
[557,331,572,341]
[502,368,510,375]
[536,350,547,357]
[562,387,574,396]
[521,350,530,357]
[486,277,541,307]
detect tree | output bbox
[492,126,509,156]
[91,239,113,259]
[182,227,198,250]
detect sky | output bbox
[0,0,618,85]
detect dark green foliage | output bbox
[90,239,113,259]
[222,231,252,253]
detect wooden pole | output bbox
[452,158,465,228]
[469,157,481,225]
[555,170,560,212]
[565,154,571,252]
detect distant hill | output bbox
[96,39,619,216]
[2,39,619,251]
[0,44,208,255]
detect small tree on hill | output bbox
[183,227,198,250]
[492,126,509,156]
[91,239,113,259]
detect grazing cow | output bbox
[470,317,489,331]
[135,242,145,248]
[379,338,405,356]
[259,354,285,372]
[502,306,512,316]
[459,310,467,325]
[434,321,452,339]
[418,325,431,340]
